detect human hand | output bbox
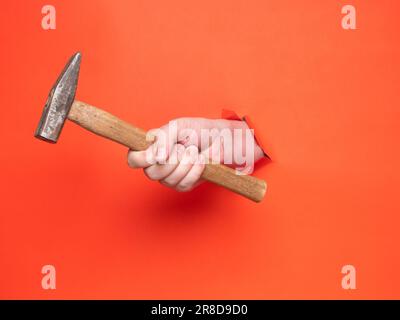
[127,117,264,192]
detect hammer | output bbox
[35,53,267,202]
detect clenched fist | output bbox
[127,117,264,192]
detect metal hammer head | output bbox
[34,52,81,143]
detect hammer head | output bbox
[34,52,81,143]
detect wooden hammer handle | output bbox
[68,100,267,202]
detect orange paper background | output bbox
[0,0,399,299]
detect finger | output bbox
[143,144,184,180]
[150,121,179,163]
[175,154,206,192]
[127,146,156,169]
[201,136,225,164]
[177,127,200,147]
[161,145,199,187]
